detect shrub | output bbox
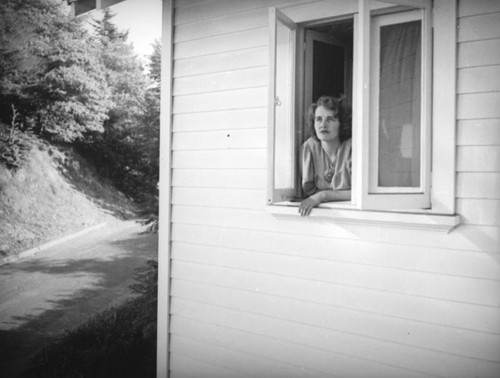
[0,106,36,170]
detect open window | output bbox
[267,8,300,203]
[268,0,449,213]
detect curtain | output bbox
[378,20,421,188]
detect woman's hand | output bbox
[299,194,321,216]
[298,189,351,216]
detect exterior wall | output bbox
[166,0,500,377]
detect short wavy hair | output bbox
[306,95,352,143]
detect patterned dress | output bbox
[300,136,352,197]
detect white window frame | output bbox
[267,8,301,203]
[267,0,460,232]
[364,7,432,208]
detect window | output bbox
[268,0,458,218]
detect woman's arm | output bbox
[298,189,351,216]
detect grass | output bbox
[0,144,138,256]
[22,260,158,378]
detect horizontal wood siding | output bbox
[168,0,500,377]
[457,0,500,231]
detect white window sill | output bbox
[266,202,461,233]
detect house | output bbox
[157,0,500,377]
[64,0,125,17]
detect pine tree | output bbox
[0,0,112,142]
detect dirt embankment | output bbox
[0,145,138,257]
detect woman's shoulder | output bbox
[302,136,321,151]
[340,138,352,152]
[341,138,352,148]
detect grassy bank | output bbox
[0,145,138,256]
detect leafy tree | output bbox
[78,10,159,207]
[92,8,146,131]
[148,40,161,85]
[0,0,112,142]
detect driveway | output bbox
[0,220,158,377]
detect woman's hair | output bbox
[306,95,352,142]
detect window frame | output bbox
[267,7,301,203]
[267,0,459,230]
[361,5,433,209]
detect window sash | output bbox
[267,8,299,204]
[354,0,432,210]
[369,10,426,193]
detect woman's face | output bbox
[314,105,340,142]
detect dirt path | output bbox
[0,220,158,377]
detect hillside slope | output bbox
[0,145,139,257]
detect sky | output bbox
[88,0,163,59]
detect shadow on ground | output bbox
[0,229,157,378]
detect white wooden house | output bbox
[157,0,500,377]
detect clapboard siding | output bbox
[457,92,500,119]
[170,303,500,378]
[172,169,266,189]
[173,108,267,132]
[457,172,500,199]
[173,67,267,96]
[458,65,500,94]
[171,297,500,364]
[172,129,267,150]
[458,39,500,68]
[172,149,266,169]
[165,0,500,377]
[171,356,249,378]
[457,199,500,226]
[174,0,210,10]
[170,282,500,377]
[174,8,268,43]
[457,119,500,146]
[174,46,268,78]
[173,87,267,114]
[174,27,268,60]
[172,223,500,279]
[172,187,266,209]
[458,0,500,17]
[171,333,332,378]
[174,0,306,26]
[171,273,500,337]
[170,243,500,307]
[171,353,249,378]
[458,11,500,42]
[171,315,439,378]
[171,205,500,252]
[457,146,500,172]
[456,0,500,240]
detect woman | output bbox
[299,95,352,216]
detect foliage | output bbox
[77,19,160,209]
[129,259,158,296]
[23,261,158,378]
[0,0,112,142]
[148,40,162,84]
[0,105,36,170]
[1,0,160,220]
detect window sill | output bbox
[266,202,461,233]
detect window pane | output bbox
[274,20,295,189]
[378,20,421,188]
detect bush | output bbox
[0,106,36,171]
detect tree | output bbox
[92,8,146,131]
[0,0,112,142]
[77,10,159,206]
